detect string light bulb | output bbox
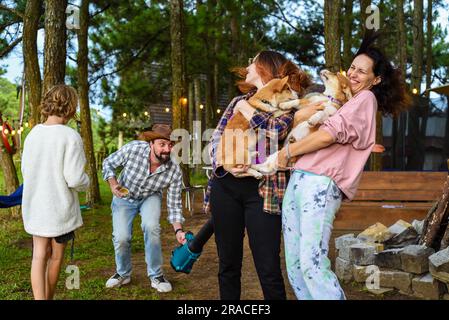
[165,107,170,113]
[217,109,221,114]
[25,122,29,128]
[199,104,204,110]
[144,111,149,116]
[3,129,9,135]
[412,88,418,95]
[122,112,127,118]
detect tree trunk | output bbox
[324,0,341,72]
[425,0,432,93]
[444,97,449,162]
[170,0,186,131]
[0,117,20,217]
[370,112,383,170]
[397,0,407,80]
[407,0,424,170]
[188,81,194,171]
[230,5,241,66]
[395,0,407,170]
[411,0,424,94]
[169,0,189,185]
[342,0,353,70]
[23,0,43,126]
[77,0,100,205]
[359,0,371,35]
[43,0,67,95]
[188,81,194,138]
[194,77,202,174]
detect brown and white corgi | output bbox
[215,76,297,179]
[252,70,353,174]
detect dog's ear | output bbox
[337,73,353,100]
[273,76,290,93]
[271,76,288,93]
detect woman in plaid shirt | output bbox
[204,51,312,300]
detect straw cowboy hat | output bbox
[138,124,172,142]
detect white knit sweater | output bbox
[21,124,90,237]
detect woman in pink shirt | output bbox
[278,41,410,300]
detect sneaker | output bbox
[150,275,172,293]
[105,273,131,288]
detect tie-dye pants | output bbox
[282,170,346,300]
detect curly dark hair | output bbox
[355,34,411,117]
[40,84,78,120]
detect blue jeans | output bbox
[111,194,163,278]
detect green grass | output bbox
[190,170,208,186]
[0,176,192,300]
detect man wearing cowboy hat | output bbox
[102,124,186,292]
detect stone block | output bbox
[353,265,375,283]
[367,287,394,295]
[366,242,384,253]
[379,270,413,294]
[400,245,435,274]
[357,223,393,243]
[412,273,443,300]
[374,248,403,269]
[411,219,425,235]
[335,257,353,282]
[350,243,376,266]
[337,237,362,260]
[429,247,449,283]
[335,234,355,250]
[384,227,419,249]
[388,219,413,235]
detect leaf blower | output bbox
[170,217,214,274]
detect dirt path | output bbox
[126,201,415,300]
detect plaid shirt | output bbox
[102,140,184,224]
[203,90,294,215]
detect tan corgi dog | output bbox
[215,76,297,179]
[252,70,353,174]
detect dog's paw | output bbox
[279,101,296,110]
[247,168,264,179]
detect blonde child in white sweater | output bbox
[21,85,89,300]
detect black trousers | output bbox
[210,173,286,300]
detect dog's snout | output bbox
[320,69,329,76]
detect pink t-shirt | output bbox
[294,90,377,201]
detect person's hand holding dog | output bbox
[228,164,250,176]
[277,148,291,171]
[233,99,256,121]
[294,102,326,124]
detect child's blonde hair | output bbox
[40,85,78,120]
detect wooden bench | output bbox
[334,171,448,231]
